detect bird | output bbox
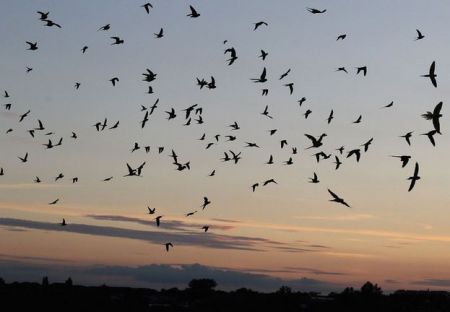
[336,34,346,41]
[81,46,88,53]
[141,111,149,128]
[382,101,394,109]
[109,77,119,86]
[44,20,61,28]
[390,155,411,168]
[207,76,216,89]
[0,168,3,176]
[284,83,294,94]
[187,5,200,18]
[259,49,268,60]
[328,189,350,208]
[251,183,259,192]
[253,21,268,30]
[72,177,78,183]
[75,82,81,90]
[229,121,240,130]
[421,130,438,146]
[109,121,119,130]
[209,170,216,177]
[415,29,425,40]
[356,66,367,76]
[142,68,157,82]
[141,3,153,14]
[49,198,59,205]
[305,133,327,149]
[229,150,241,164]
[19,110,31,122]
[400,132,413,146]
[334,156,342,170]
[155,216,163,227]
[34,177,41,183]
[165,108,176,120]
[60,218,66,226]
[346,149,361,162]
[37,11,49,20]
[148,207,156,214]
[110,36,124,45]
[3,91,9,98]
[336,146,345,154]
[202,226,209,232]
[26,67,33,73]
[261,105,273,119]
[279,69,291,80]
[353,115,362,124]
[224,47,238,65]
[283,157,293,165]
[422,101,443,134]
[336,67,348,73]
[154,28,164,38]
[266,155,274,165]
[103,176,113,182]
[327,110,334,124]
[298,97,307,106]
[251,67,267,83]
[18,153,28,163]
[164,242,173,252]
[422,61,437,88]
[98,24,110,31]
[186,211,197,217]
[309,172,319,183]
[202,197,211,210]
[26,42,38,51]
[407,162,420,192]
[263,179,277,186]
[55,173,64,181]
[304,109,312,119]
[361,138,373,152]
[307,8,327,14]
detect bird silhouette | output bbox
[224,47,238,65]
[98,24,110,31]
[391,155,411,168]
[309,172,319,183]
[415,29,425,40]
[155,216,163,227]
[49,198,59,205]
[26,42,38,50]
[251,183,259,192]
[334,156,342,170]
[336,67,348,73]
[361,138,373,152]
[279,69,291,80]
[422,101,443,134]
[165,242,173,251]
[356,66,367,76]
[346,149,361,162]
[202,226,209,232]
[109,77,119,86]
[307,7,326,14]
[336,34,346,41]
[37,11,49,20]
[251,67,267,83]
[187,5,200,18]
[110,36,124,45]
[421,129,438,146]
[263,179,277,186]
[422,61,437,88]
[141,3,153,14]
[400,132,413,146]
[305,133,327,149]
[202,197,211,209]
[81,46,88,53]
[18,153,28,163]
[259,49,268,60]
[328,189,350,207]
[154,28,164,38]
[148,207,156,214]
[253,21,268,30]
[60,218,66,226]
[407,162,420,192]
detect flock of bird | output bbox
[1,4,444,253]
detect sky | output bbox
[0,0,450,293]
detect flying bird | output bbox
[407,162,420,192]
[328,189,350,207]
[26,41,38,51]
[110,36,124,45]
[415,29,425,40]
[400,132,413,146]
[307,8,327,14]
[141,3,153,14]
[390,155,411,168]
[154,28,164,38]
[187,5,200,18]
[422,101,443,134]
[251,67,267,83]
[422,61,437,88]
[253,21,268,30]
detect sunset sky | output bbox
[1,0,450,292]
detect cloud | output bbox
[85,214,235,231]
[0,217,312,253]
[412,279,450,287]
[0,259,341,293]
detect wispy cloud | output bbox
[0,217,311,253]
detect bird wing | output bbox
[328,189,339,200]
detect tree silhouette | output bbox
[361,281,383,296]
[188,278,217,292]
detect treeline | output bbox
[1,277,450,311]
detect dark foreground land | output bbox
[1,278,450,312]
